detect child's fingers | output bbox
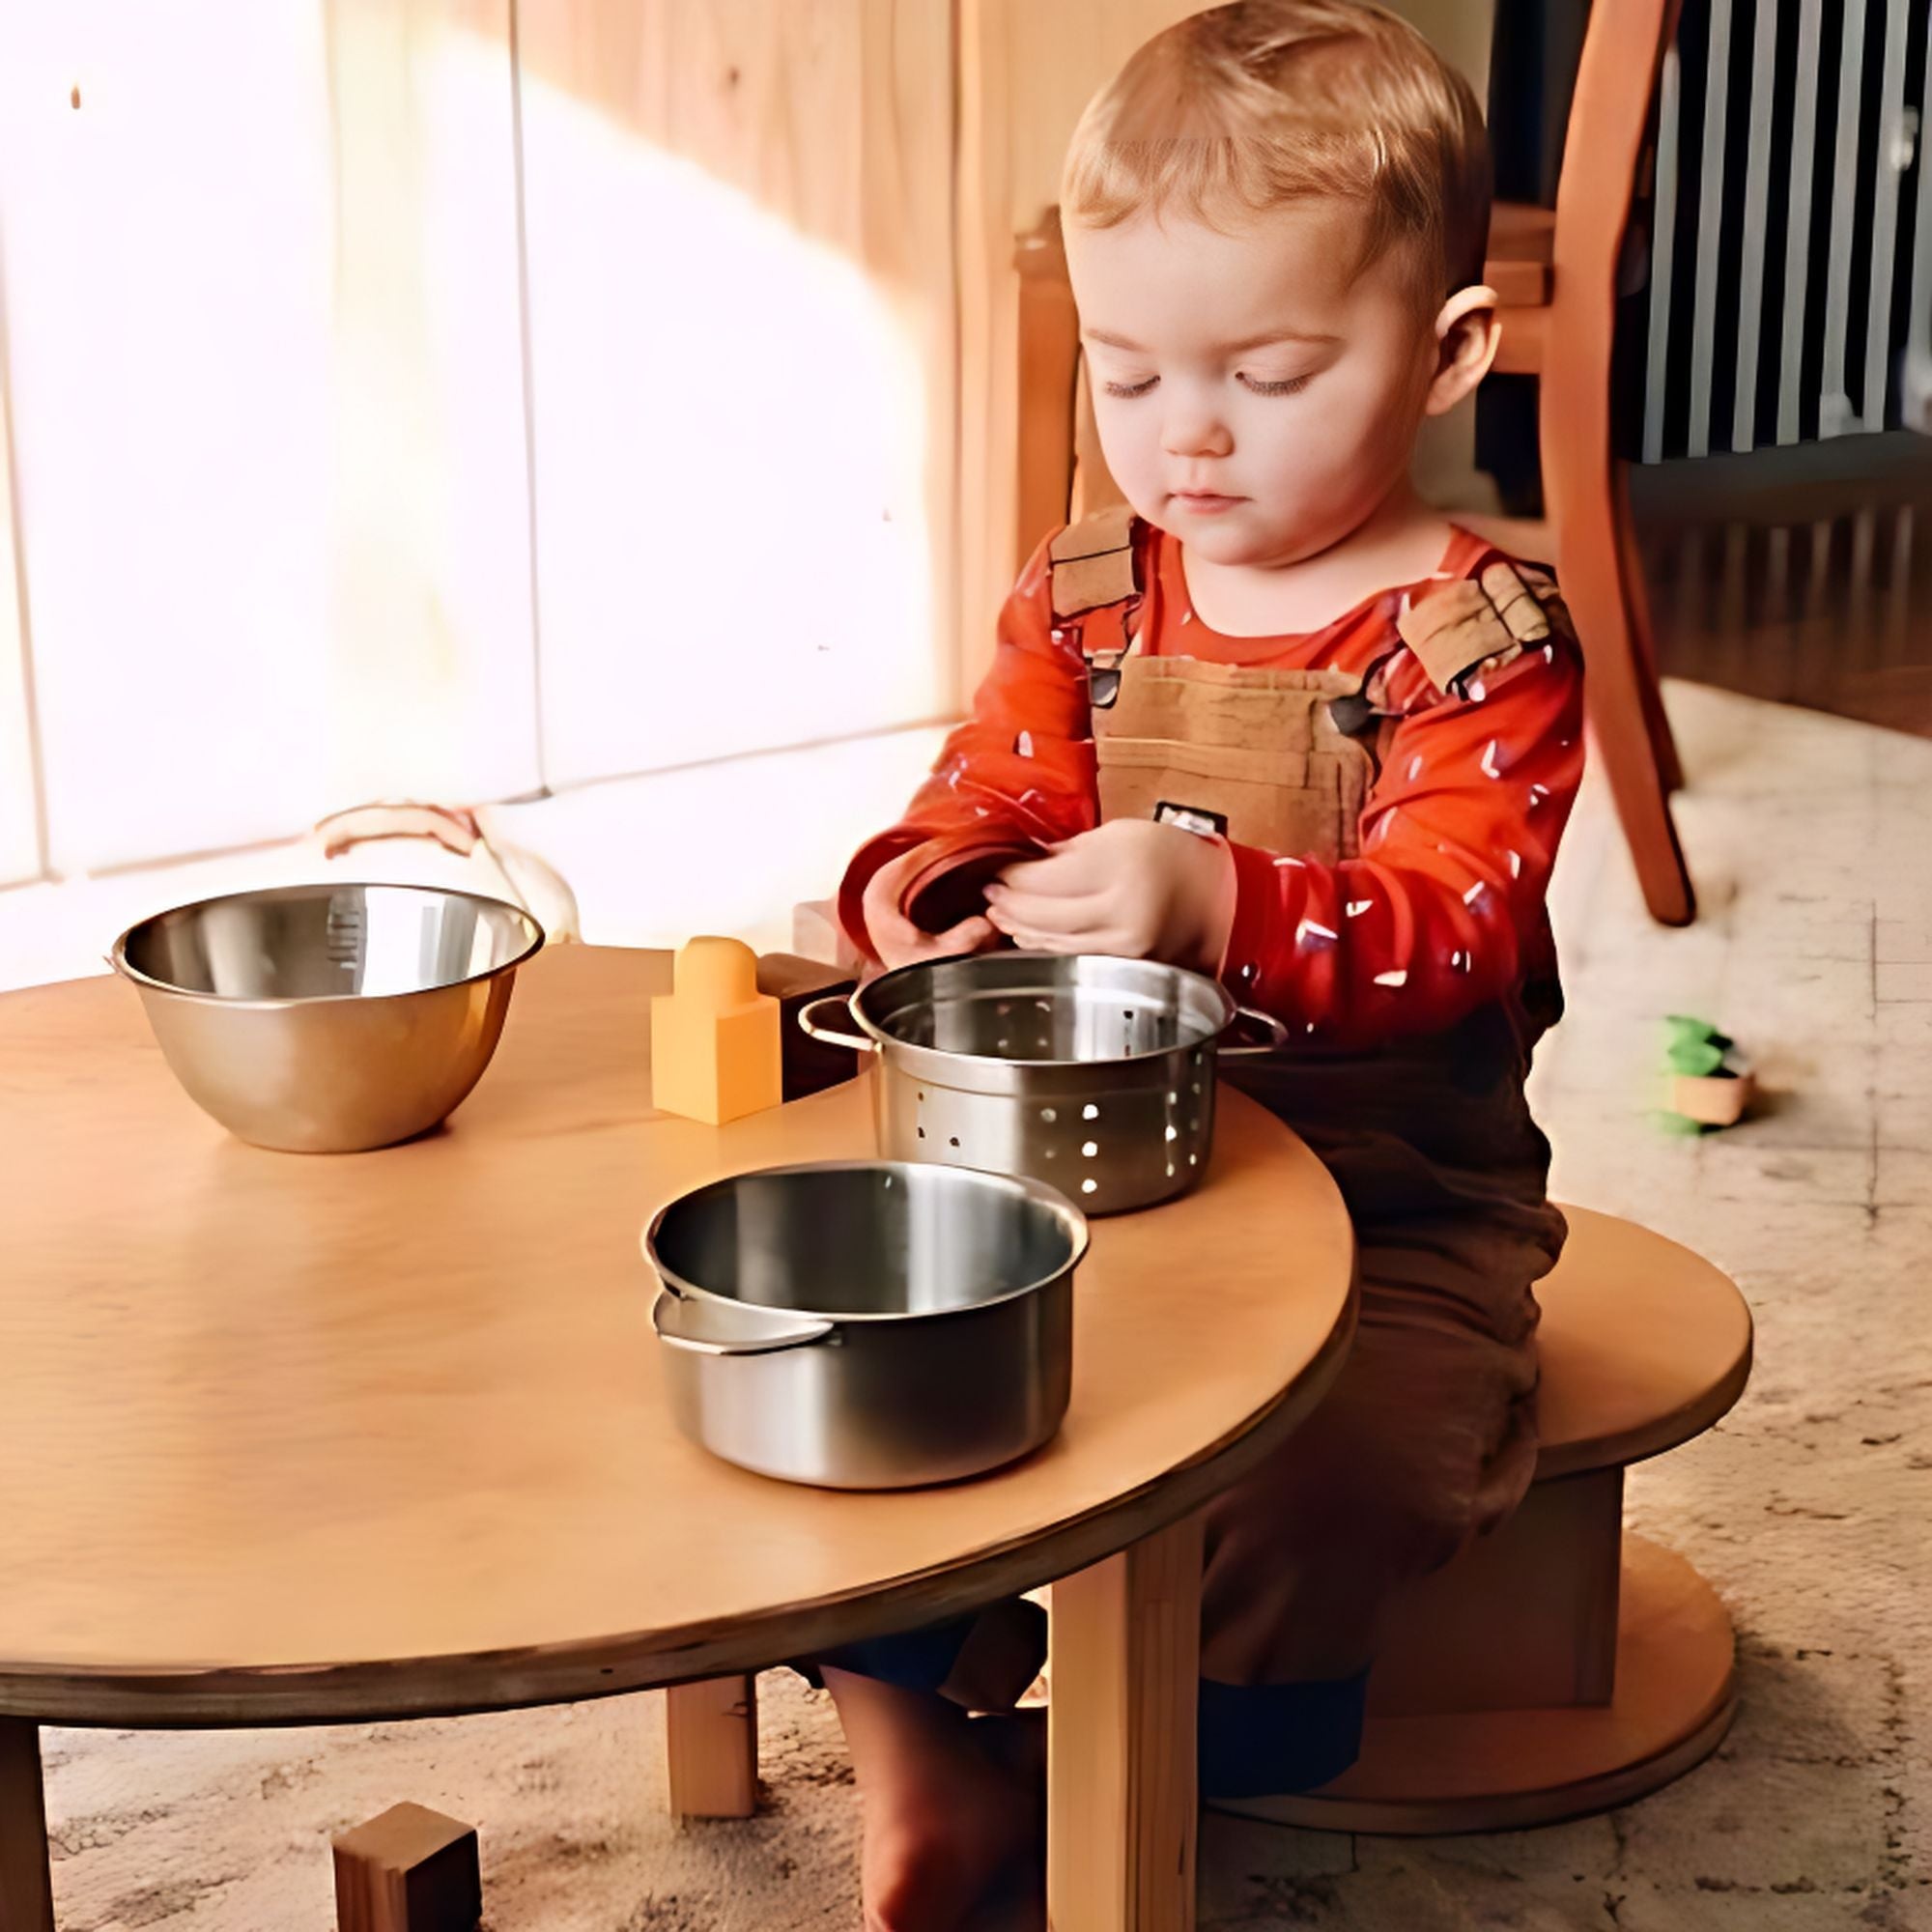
[931,914,997,954]
[996,849,1096,895]
[985,882,1108,934]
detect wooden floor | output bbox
[1634,432,1932,738]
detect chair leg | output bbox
[0,1719,54,1932]
[665,1675,759,1821]
[1613,478,1688,794]
[1550,440,1696,926]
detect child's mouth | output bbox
[1171,491,1243,515]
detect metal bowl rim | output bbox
[847,950,1237,1069]
[107,882,546,1009]
[641,1157,1091,1323]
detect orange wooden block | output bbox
[332,1804,480,1932]
[650,937,781,1126]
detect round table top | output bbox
[0,946,1354,1727]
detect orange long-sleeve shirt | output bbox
[842,521,1584,1048]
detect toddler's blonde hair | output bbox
[1062,0,1491,307]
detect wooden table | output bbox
[0,946,1354,1931]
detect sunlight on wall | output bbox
[517,71,942,789]
[326,13,537,813]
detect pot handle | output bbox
[652,1290,837,1358]
[1219,1004,1293,1058]
[798,994,874,1055]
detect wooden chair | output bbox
[1013,0,1697,926]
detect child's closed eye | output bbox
[1237,372,1313,396]
[1101,374,1159,399]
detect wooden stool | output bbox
[1211,1206,1753,1834]
[665,1208,1752,1836]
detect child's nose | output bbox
[1160,406,1234,461]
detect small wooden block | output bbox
[332,1804,480,1932]
[666,1675,759,1820]
[756,953,861,1101]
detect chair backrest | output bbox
[1013,208,1122,574]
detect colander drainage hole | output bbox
[1039,1107,1057,1123]
[949,1136,960,1149]
[1082,1141,1098,1157]
[1083,1103,1100,1121]
[1082,1179,1098,1194]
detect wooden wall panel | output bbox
[512,0,957,789]
[955,0,1202,695]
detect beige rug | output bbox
[36,682,1932,1929]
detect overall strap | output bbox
[1047,504,1140,620]
[1395,556,1556,699]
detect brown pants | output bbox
[1207,998,1566,1684]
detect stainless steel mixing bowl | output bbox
[800,952,1290,1214]
[644,1160,1087,1489]
[111,883,544,1152]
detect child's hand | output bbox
[861,847,999,972]
[984,821,1236,973]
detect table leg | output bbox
[0,1719,54,1932]
[665,1676,759,1820]
[1046,1515,1203,1932]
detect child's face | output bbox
[1066,201,1445,568]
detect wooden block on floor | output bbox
[666,1674,760,1820]
[332,1804,480,1932]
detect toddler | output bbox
[824,5,1582,1925]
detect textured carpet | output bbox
[35,682,1932,1929]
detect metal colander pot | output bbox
[800,952,1288,1214]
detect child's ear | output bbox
[1424,285,1501,417]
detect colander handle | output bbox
[1220,1005,1293,1058]
[798,994,873,1055]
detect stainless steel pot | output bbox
[643,1160,1087,1490]
[110,883,544,1152]
[799,952,1289,1214]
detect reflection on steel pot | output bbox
[110,884,544,1152]
[799,952,1289,1214]
[643,1160,1086,1490]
